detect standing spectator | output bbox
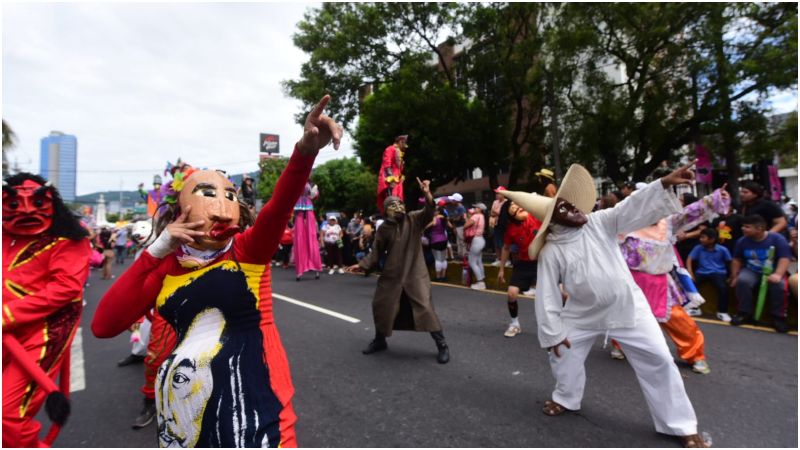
[535,168,557,198]
[464,203,487,290]
[490,188,507,266]
[739,181,788,234]
[448,193,467,258]
[238,175,257,210]
[427,201,452,281]
[730,215,792,332]
[356,217,374,262]
[346,212,363,265]
[322,216,344,275]
[98,227,115,279]
[114,225,129,265]
[675,193,703,265]
[620,181,636,198]
[687,228,733,322]
[277,222,293,269]
[376,135,408,213]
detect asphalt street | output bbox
[51,260,797,448]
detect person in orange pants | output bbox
[616,186,730,374]
[2,173,92,447]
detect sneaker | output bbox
[522,288,535,296]
[338,268,345,274]
[686,307,702,317]
[328,269,335,275]
[470,281,486,290]
[504,261,513,268]
[715,312,732,323]
[131,398,157,429]
[491,260,501,267]
[692,360,711,375]
[117,354,145,367]
[610,347,626,360]
[504,324,521,338]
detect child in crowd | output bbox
[687,228,733,322]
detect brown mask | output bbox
[178,170,241,250]
[384,197,405,221]
[551,197,588,228]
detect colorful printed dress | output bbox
[93,149,315,448]
[620,188,730,321]
[2,235,91,447]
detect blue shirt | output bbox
[733,232,792,274]
[688,244,731,275]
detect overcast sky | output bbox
[3,1,356,195]
[3,2,797,196]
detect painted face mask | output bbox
[551,197,588,228]
[2,179,54,236]
[384,198,406,221]
[178,170,241,250]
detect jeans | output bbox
[734,268,787,319]
[468,236,485,282]
[694,273,729,313]
[115,246,127,264]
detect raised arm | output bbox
[236,95,343,263]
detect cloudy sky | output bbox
[3,1,354,195]
[3,2,797,196]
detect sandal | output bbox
[682,434,710,448]
[542,399,570,416]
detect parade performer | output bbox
[616,186,731,375]
[92,95,343,448]
[498,162,709,448]
[139,174,165,218]
[3,173,92,447]
[293,179,322,281]
[496,199,542,337]
[347,178,450,364]
[376,135,408,214]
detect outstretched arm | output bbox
[236,95,343,263]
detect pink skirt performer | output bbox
[293,182,322,280]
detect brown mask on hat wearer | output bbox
[551,198,588,228]
[384,197,406,222]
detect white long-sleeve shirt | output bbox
[534,180,682,348]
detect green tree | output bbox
[106,213,120,223]
[3,120,17,177]
[310,157,377,215]
[257,156,290,202]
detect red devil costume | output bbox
[376,135,407,214]
[2,173,92,447]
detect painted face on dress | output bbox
[551,198,588,228]
[157,308,224,448]
[2,179,54,236]
[178,170,241,250]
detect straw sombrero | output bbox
[498,164,597,259]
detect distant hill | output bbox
[74,171,259,207]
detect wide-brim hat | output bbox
[535,168,556,181]
[498,164,596,259]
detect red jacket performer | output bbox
[376,135,408,214]
[92,95,342,448]
[2,173,92,447]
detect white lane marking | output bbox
[273,293,361,323]
[70,327,86,392]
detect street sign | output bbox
[260,133,279,157]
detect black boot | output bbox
[362,332,388,355]
[431,331,450,364]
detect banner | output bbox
[260,133,280,157]
[695,144,712,184]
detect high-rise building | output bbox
[40,131,77,202]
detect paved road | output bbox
[52,261,797,447]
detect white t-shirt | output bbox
[323,224,342,244]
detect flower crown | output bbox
[160,158,197,206]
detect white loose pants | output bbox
[548,313,698,436]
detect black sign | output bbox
[260,133,280,155]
